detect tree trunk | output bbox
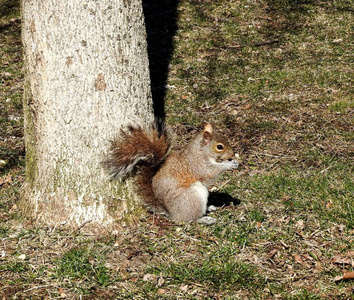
[21,0,154,231]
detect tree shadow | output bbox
[142,0,180,119]
[0,0,19,18]
[260,0,341,39]
[0,0,23,175]
[0,149,25,176]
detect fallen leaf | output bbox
[127,250,141,260]
[157,276,165,287]
[58,287,67,297]
[9,204,18,213]
[314,261,323,272]
[296,219,304,229]
[343,271,354,280]
[180,284,188,292]
[5,174,12,184]
[18,254,26,260]
[282,194,291,201]
[334,271,354,282]
[143,273,157,282]
[302,254,314,262]
[294,254,302,264]
[0,174,12,187]
[332,252,354,268]
[240,104,252,110]
[338,224,346,231]
[121,259,130,269]
[157,288,166,295]
[268,248,278,259]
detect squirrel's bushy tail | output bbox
[103,122,170,210]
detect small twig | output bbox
[76,219,93,231]
[221,39,279,50]
[248,151,297,160]
[309,228,321,238]
[0,285,16,292]
[210,179,230,192]
[319,163,336,174]
[280,240,290,249]
[127,250,142,260]
[253,40,280,47]
[22,284,54,293]
[265,160,279,171]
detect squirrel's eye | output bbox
[216,144,224,150]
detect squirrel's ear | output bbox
[203,123,213,145]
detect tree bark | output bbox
[21,0,153,231]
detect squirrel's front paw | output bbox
[197,216,217,225]
[207,205,218,212]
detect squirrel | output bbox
[103,122,239,223]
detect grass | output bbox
[151,259,259,291]
[1,0,353,299]
[55,247,111,287]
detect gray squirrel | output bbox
[103,123,239,223]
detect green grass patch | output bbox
[55,247,110,287]
[148,248,261,293]
[329,100,354,113]
[231,161,353,229]
[0,225,9,237]
[0,260,29,273]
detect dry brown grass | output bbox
[1,0,353,299]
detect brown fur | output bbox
[104,123,239,222]
[103,124,170,211]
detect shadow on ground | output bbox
[208,192,241,208]
[142,0,179,119]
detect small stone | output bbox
[197,216,217,225]
[18,254,26,260]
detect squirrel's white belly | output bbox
[190,181,209,208]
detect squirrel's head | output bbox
[202,124,239,170]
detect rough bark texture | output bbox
[21,0,154,231]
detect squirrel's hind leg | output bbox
[168,181,209,223]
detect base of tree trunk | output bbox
[20,179,146,233]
